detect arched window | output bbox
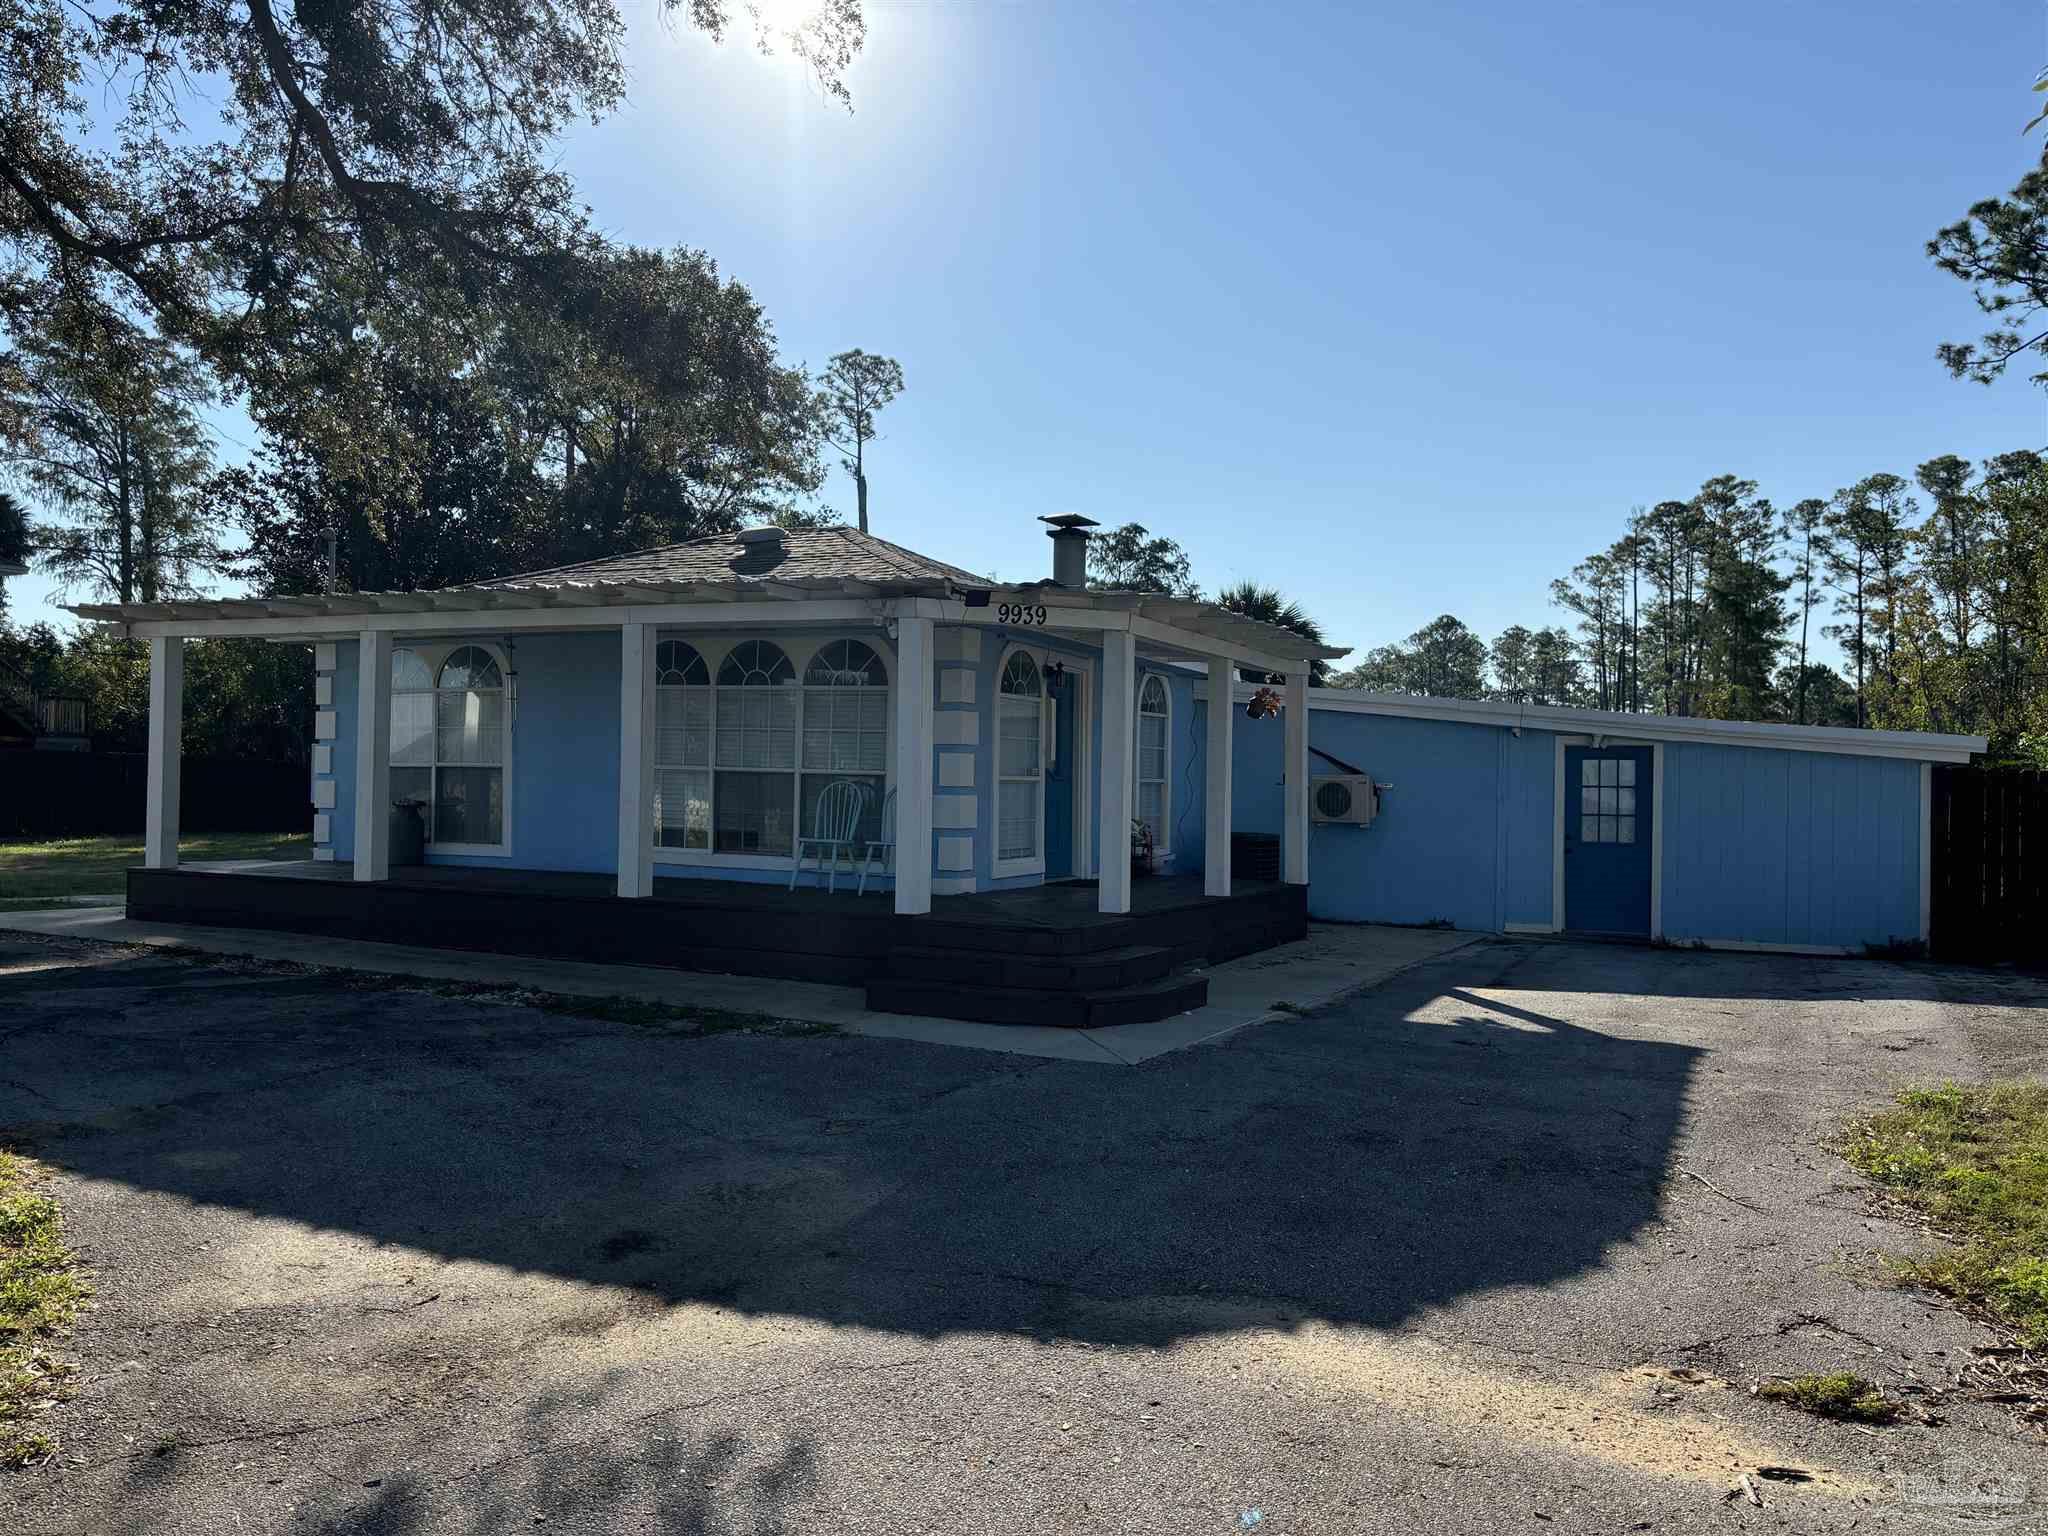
[387,643,508,851]
[801,640,889,843]
[653,641,711,849]
[712,639,797,854]
[996,650,1045,870]
[1135,673,1170,855]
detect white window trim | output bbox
[994,643,1048,879]
[647,632,896,870]
[389,639,514,858]
[1134,670,1172,865]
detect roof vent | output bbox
[1039,513,1099,587]
[730,524,790,577]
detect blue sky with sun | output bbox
[10,0,2047,665]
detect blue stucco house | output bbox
[73,517,1982,1022]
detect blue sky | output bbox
[12,0,2048,663]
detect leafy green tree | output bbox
[1929,165,2048,386]
[1401,614,1487,699]
[1087,523,1197,595]
[1326,645,1413,693]
[1824,474,1917,728]
[1772,662,1859,727]
[1528,625,1583,706]
[1781,498,1833,725]
[0,489,27,614]
[0,0,866,392]
[1,293,220,602]
[1692,474,1788,721]
[1489,624,1536,702]
[1215,581,1333,684]
[1630,498,1710,715]
[818,349,903,535]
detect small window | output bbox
[1577,755,1639,847]
[1001,651,1042,696]
[718,639,795,687]
[805,639,887,688]
[437,646,502,691]
[392,649,432,691]
[656,640,709,686]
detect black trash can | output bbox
[390,801,427,866]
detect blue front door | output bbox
[1563,745,1653,936]
[1044,673,1078,879]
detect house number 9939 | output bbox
[997,603,1050,627]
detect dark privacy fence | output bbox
[1930,765,2045,965]
[0,752,309,840]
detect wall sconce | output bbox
[1045,661,1066,695]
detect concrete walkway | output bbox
[0,904,1478,1065]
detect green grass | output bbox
[1756,1372,1904,1424]
[1841,1081,2048,1347]
[0,1152,89,1469]
[0,832,309,902]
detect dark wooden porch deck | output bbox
[126,862,1308,1024]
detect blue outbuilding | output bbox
[1222,688,1981,954]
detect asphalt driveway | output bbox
[2,932,2044,1534]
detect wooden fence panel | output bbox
[1931,765,2043,964]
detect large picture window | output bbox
[653,640,711,850]
[651,635,892,863]
[997,650,1045,871]
[1135,673,1170,853]
[389,644,508,851]
[714,639,798,855]
[802,639,889,843]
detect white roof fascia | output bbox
[1264,684,1985,764]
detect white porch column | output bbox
[617,621,656,898]
[1099,628,1136,914]
[353,628,393,881]
[144,635,183,869]
[892,613,935,914]
[1282,666,1309,885]
[1204,658,1234,897]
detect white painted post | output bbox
[1099,628,1136,914]
[1204,658,1234,897]
[893,614,935,914]
[1282,666,1309,885]
[353,628,393,881]
[144,635,184,869]
[617,622,656,898]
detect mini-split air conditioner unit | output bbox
[1310,774,1378,827]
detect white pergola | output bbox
[76,578,1345,917]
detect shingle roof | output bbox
[463,526,991,592]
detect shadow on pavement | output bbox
[3,935,1700,1350]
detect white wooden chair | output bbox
[791,779,869,893]
[858,787,897,896]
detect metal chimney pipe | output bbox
[1038,513,1099,588]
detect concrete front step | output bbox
[882,942,1179,993]
[863,972,1210,1028]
